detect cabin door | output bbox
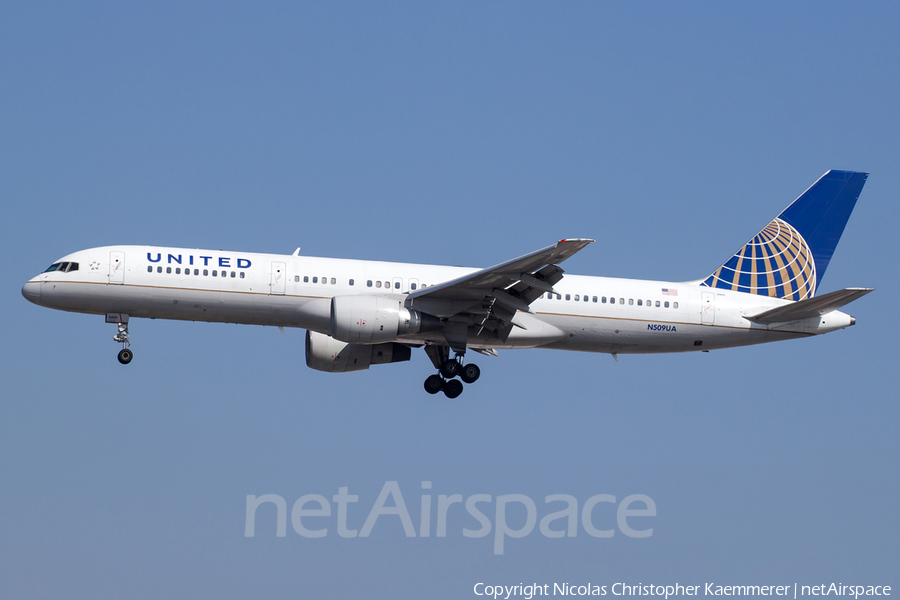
[701,292,715,325]
[270,262,286,295]
[109,251,125,284]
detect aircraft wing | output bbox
[745,288,873,325]
[405,239,593,340]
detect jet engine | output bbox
[305,330,411,373]
[330,295,438,344]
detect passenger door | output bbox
[109,251,125,284]
[270,262,286,295]
[701,292,715,325]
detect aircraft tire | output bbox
[439,359,460,379]
[442,379,463,399]
[424,374,443,395]
[117,348,133,365]
[460,363,480,384]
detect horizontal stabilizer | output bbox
[745,288,873,324]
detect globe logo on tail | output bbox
[702,218,816,301]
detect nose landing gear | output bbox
[108,313,133,364]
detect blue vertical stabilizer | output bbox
[701,170,867,300]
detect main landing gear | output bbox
[423,353,481,399]
[109,313,133,364]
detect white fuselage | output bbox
[22,245,856,355]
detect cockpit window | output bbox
[43,262,79,273]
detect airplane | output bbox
[22,170,872,398]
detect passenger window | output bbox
[673,302,679,309]
[410,283,416,290]
[176,268,181,274]
[664,301,670,308]
[565,294,571,301]
[166,267,172,274]
[312,277,318,283]
[384,281,390,288]
[655,300,660,307]
[619,298,624,305]
[584,296,588,302]
[294,276,299,282]
[629,298,634,305]
[349,279,355,286]
[231,271,236,278]
[637,299,642,306]
[194,269,199,275]
[203,269,208,276]
[213,270,218,276]
[574,294,580,301]
[602,296,607,303]
[331,278,336,285]
[367,280,373,287]
[240,272,245,279]
[394,281,400,289]
[376,281,382,288]
[147,266,152,273]
[157,266,163,273]
[646,299,651,307]
[593,296,598,302]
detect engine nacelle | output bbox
[331,295,438,344]
[305,330,411,373]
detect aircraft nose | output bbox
[22,280,41,305]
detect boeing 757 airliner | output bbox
[22,170,872,397]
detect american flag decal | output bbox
[662,288,678,296]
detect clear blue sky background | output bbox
[2,2,898,598]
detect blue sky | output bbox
[2,2,898,598]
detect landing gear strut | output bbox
[423,346,481,398]
[109,313,133,364]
